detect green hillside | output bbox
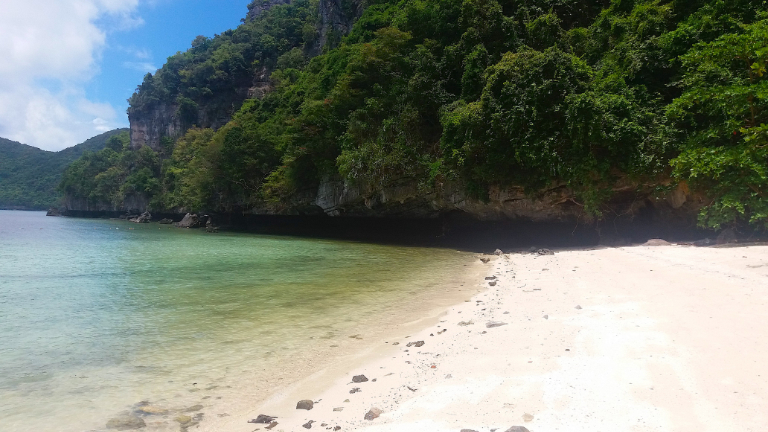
[62,0,768,229]
[0,129,127,209]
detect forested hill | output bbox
[0,129,127,210]
[63,0,768,230]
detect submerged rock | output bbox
[296,400,314,410]
[106,415,146,430]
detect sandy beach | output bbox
[216,243,768,432]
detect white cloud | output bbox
[0,0,142,151]
[123,61,158,73]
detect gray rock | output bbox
[175,213,201,228]
[352,375,368,383]
[494,249,503,255]
[486,321,508,328]
[302,420,314,429]
[461,429,479,432]
[717,228,737,244]
[265,421,278,430]
[129,211,152,223]
[45,207,62,217]
[406,341,424,348]
[489,281,497,286]
[158,218,173,224]
[693,238,714,247]
[643,238,671,246]
[183,404,203,412]
[534,248,554,255]
[296,400,314,410]
[504,427,531,432]
[249,414,276,424]
[364,407,383,421]
[480,258,491,263]
[106,415,146,430]
[350,387,361,394]
[575,305,582,310]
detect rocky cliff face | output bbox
[129,0,365,152]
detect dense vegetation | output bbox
[0,130,125,209]
[64,0,768,229]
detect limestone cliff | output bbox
[128,0,365,152]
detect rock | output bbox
[693,238,714,247]
[643,238,671,246]
[158,218,173,224]
[106,415,146,430]
[504,427,531,432]
[480,258,491,263]
[302,420,315,429]
[350,387,361,394]
[458,320,473,326]
[534,248,554,255]
[265,421,278,430]
[249,414,277,424]
[485,276,497,280]
[129,211,152,223]
[175,213,201,228]
[522,413,534,422]
[183,404,204,412]
[717,228,737,245]
[543,315,548,319]
[364,407,383,421]
[494,249,503,255]
[461,430,480,432]
[296,400,314,410]
[489,281,497,286]
[333,407,344,412]
[205,216,219,233]
[486,321,507,328]
[575,305,582,310]
[334,427,341,431]
[175,415,192,425]
[405,341,424,348]
[45,207,61,217]
[352,375,368,383]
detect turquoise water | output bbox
[0,211,472,431]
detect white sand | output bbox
[217,244,768,432]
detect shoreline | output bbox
[213,243,768,432]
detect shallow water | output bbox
[0,211,473,431]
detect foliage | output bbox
[0,130,126,209]
[61,0,768,229]
[670,17,768,228]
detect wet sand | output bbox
[223,244,768,432]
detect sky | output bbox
[0,0,251,151]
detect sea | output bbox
[0,210,475,431]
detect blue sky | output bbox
[0,0,252,151]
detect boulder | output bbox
[249,414,277,424]
[716,228,737,245]
[643,239,671,246]
[364,407,382,421]
[106,415,146,430]
[352,375,369,383]
[175,213,201,228]
[129,211,152,223]
[494,249,503,255]
[296,400,314,410]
